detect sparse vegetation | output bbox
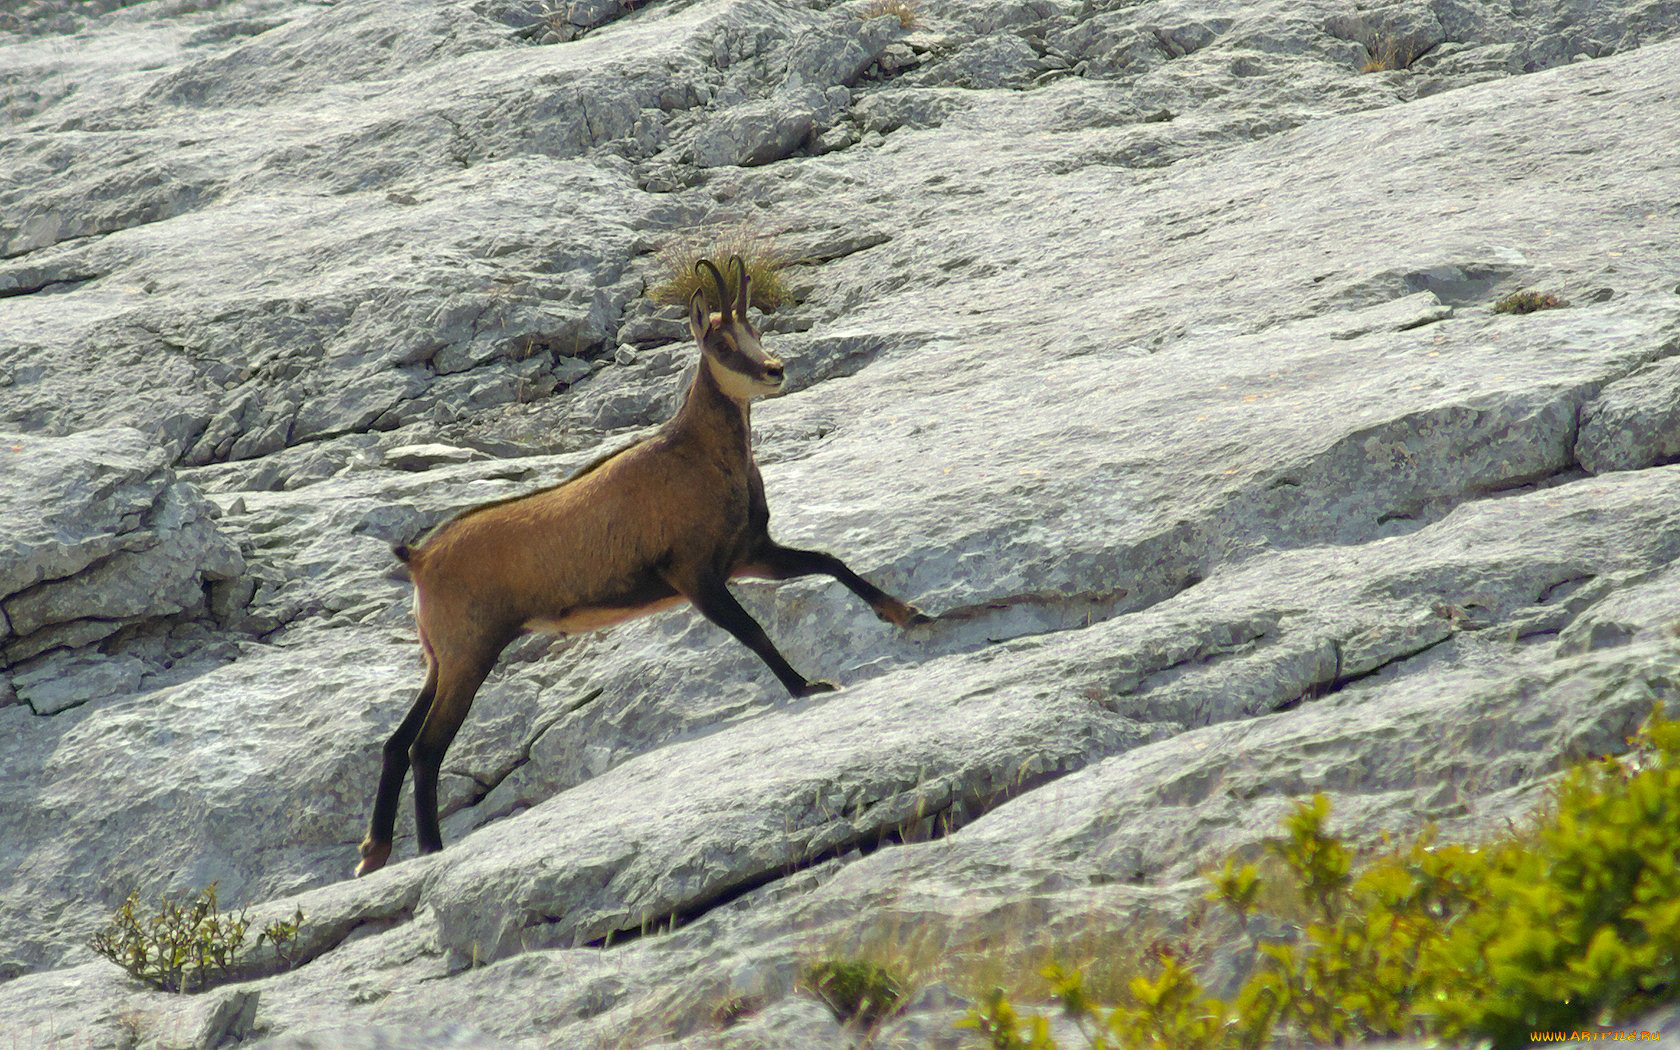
[790,901,1200,1029]
[647,227,789,313]
[860,0,921,29]
[1360,37,1416,73]
[802,957,908,1026]
[960,705,1680,1049]
[260,906,307,971]
[114,1010,149,1045]
[89,884,303,993]
[538,4,570,33]
[1494,289,1570,314]
[712,993,761,1028]
[944,907,1208,1012]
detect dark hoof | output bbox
[903,608,936,628]
[879,602,935,629]
[796,679,841,697]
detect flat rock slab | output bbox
[382,443,484,471]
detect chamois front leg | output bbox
[673,570,838,697]
[741,543,934,628]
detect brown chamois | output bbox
[355,257,932,876]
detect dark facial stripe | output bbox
[708,328,767,379]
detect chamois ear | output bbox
[688,288,710,343]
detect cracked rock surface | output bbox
[2,0,1680,1045]
[0,426,244,714]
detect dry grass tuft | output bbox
[1493,289,1570,314]
[711,993,761,1029]
[801,918,944,1010]
[1361,36,1416,73]
[647,226,790,313]
[801,957,907,1027]
[859,0,921,29]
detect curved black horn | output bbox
[730,254,750,317]
[694,258,732,322]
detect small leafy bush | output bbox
[647,228,788,313]
[260,906,307,971]
[1494,290,1570,314]
[803,957,907,1026]
[860,0,921,29]
[89,884,303,993]
[960,705,1680,1049]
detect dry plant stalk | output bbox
[1361,36,1415,73]
[859,0,920,30]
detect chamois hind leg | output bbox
[670,569,838,698]
[740,543,934,628]
[356,662,439,877]
[410,649,502,856]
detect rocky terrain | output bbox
[2,0,1679,1045]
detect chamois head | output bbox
[689,256,784,401]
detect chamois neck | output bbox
[669,357,752,457]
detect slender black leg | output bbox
[410,658,497,855]
[357,668,437,877]
[680,573,838,697]
[743,544,934,627]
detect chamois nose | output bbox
[764,361,785,382]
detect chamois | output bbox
[355,257,932,876]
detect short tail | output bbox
[392,543,412,563]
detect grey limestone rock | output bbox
[912,34,1045,89]
[246,1023,526,1050]
[692,91,826,168]
[382,443,484,472]
[3,0,1680,1046]
[0,427,244,694]
[1578,353,1680,474]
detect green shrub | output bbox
[646,228,789,313]
[959,705,1680,1049]
[1494,290,1570,314]
[89,883,303,993]
[802,957,907,1026]
[259,906,307,971]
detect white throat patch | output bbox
[706,355,776,401]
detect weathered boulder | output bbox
[691,88,842,168]
[0,427,244,711]
[1578,353,1680,474]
